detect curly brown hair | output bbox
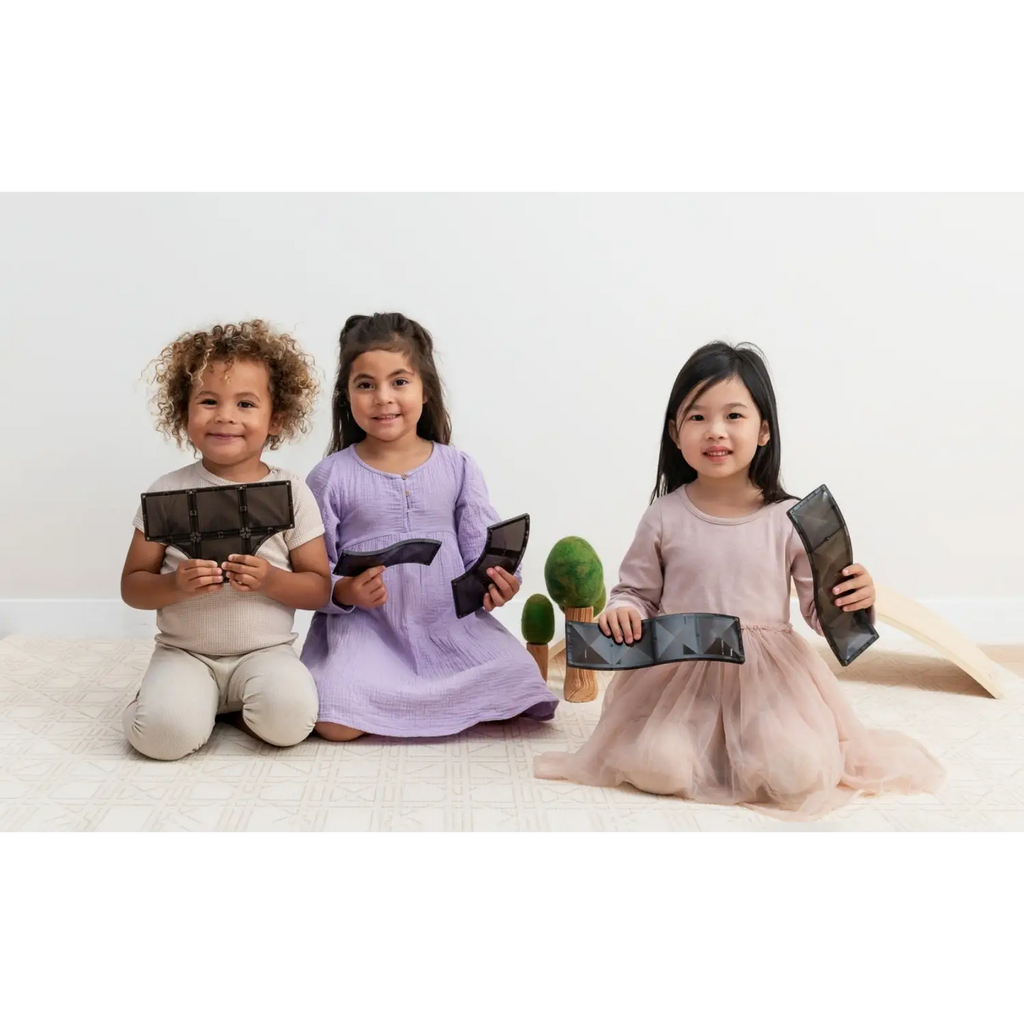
[147,320,319,450]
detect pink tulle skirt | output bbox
[534,625,945,820]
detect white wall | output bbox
[1,194,1022,641]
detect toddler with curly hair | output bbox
[120,320,332,760]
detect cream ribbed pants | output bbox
[123,642,318,761]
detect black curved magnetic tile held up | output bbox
[565,612,746,670]
[141,480,295,565]
[334,538,442,577]
[787,484,879,667]
[451,514,530,618]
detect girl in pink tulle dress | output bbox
[534,342,944,819]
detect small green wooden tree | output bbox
[545,536,604,702]
[521,594,555,681]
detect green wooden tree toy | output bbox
[521,594,555,681]
[545,536,604,702]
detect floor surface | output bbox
[1,631,1021,831]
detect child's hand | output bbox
[483,566,519,611]
[833,563,875,613]
[336,565,388,609]
[174,559,224,595]
[223,554,275,594]
[598,607,643,644]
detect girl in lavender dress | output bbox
[301,313,558,740]
[535,341,944,819]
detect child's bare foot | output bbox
[314,721,364,742]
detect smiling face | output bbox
[347,348,426,445]
[185,358,281,473]
[671,375,770,482]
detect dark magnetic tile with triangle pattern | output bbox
[788,484,879,667]
[566,612,744,670]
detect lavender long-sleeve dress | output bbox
[300,444,559,736]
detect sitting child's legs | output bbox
[229,644,318,747]
[123,645,218,761]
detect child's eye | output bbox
[728,412,743,419]
[689,414,704,421]
[199,398,217,406]
[394,378,409,387]
[355,382,373,390]
[239,401,255,409]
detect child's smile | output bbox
[702,445,733,465]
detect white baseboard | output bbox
[0,597,529,642]
[0,596,1020,646]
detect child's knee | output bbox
[621,727,696,795]
[245,678,319,747]
[762,746,833,802]
[123,699,214,761]
[314,721,365,742]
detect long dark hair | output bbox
[651,341,793,505]
[327,313,453,455]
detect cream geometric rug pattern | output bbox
[1,632,1022,831]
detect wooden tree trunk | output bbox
[563,605,598,702]
[526,642,549,681]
